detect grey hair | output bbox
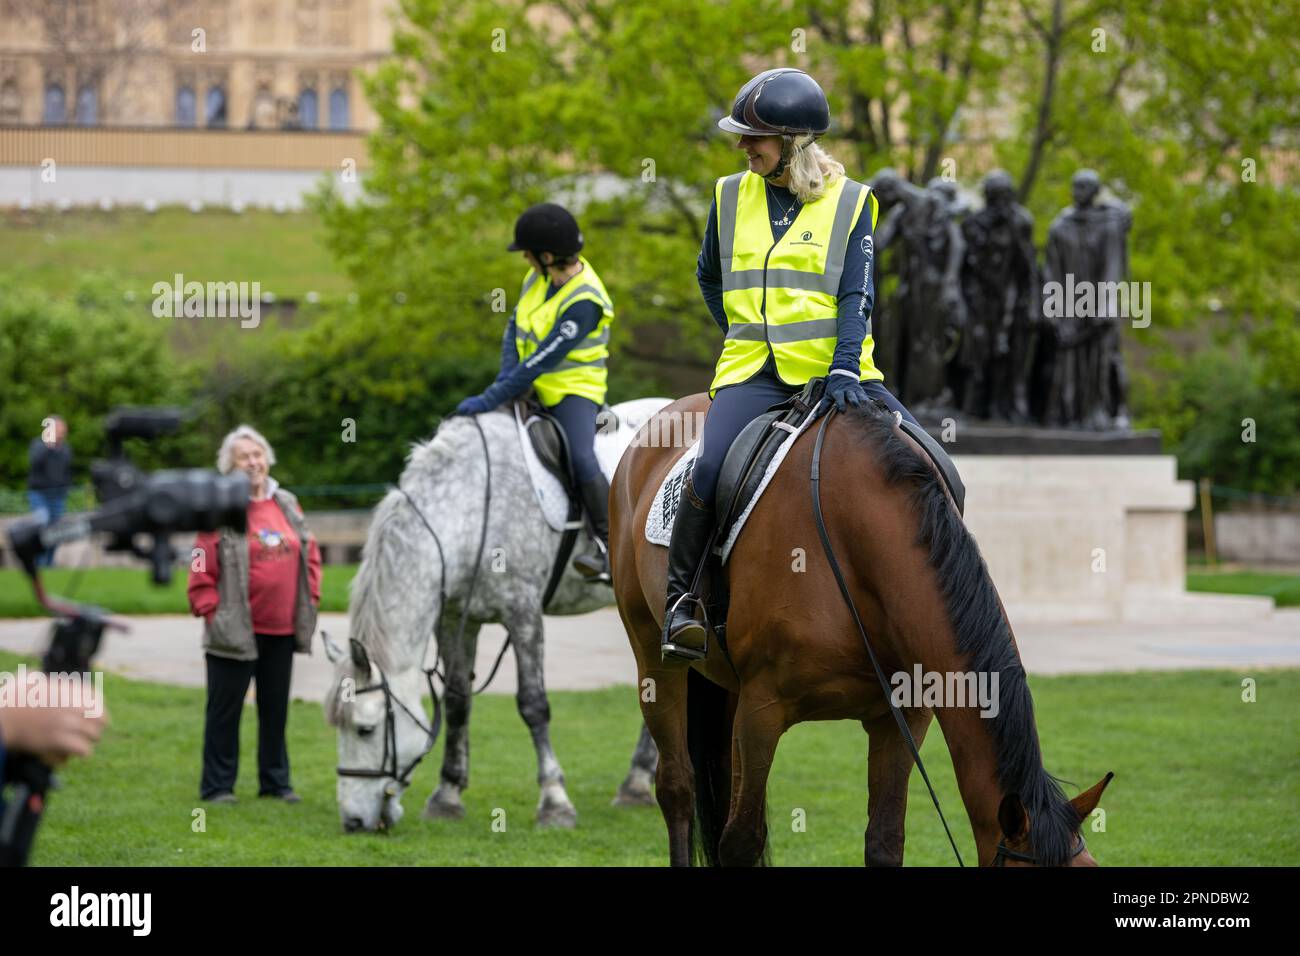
[217,424,277,474]
[784,138,845,204]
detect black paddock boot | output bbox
[661,479,715,662]
[572,473,612,584]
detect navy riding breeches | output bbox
[689,373,919,508]
[545,394,603,483]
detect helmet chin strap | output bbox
[762,133,815,183]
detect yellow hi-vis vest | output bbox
[711,171,882,396]
[514,255,614,407]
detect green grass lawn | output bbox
[1187,569,1300,607]
[0,207,348,302]
[0,565,360,617]
[3,650,1294,866]
[4,564,1296,618]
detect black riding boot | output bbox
[572,473,612,584]
[661,478,714,662]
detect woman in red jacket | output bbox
[187,425,321,804]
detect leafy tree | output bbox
[0,274,180,490]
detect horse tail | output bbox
[685,669,764,866]
[686,669,729,866]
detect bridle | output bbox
[336,663,443,790]
[334,414,501,791]
[993,834,1088,867]
[811,399,1092,868]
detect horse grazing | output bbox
[610,393,1112,866]
[325,404,663,833]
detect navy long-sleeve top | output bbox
[697,178,875,378]
[478,277,604,408]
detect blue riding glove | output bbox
[454,395,491,416]
[825,372,868,412]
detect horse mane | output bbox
[843,402,1082,866]
[333,415,488,704]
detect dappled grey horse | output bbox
[323,404,662,832]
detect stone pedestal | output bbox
[951,454,1275,624]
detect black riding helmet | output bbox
[717,68,830,138]
[507,202,584,261]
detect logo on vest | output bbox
[801,230,813,241]
[558,319,579,340]
[791,230,823,249]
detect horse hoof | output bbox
[537,803,578,829]
[422,796,466,821]
[611,785,655,808]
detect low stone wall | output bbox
[1216,512,1300,564]
[952,454,1273,624]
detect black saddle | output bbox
[517,397,618,610]
[520,401,576,492]
[518,397,617,492]
[690,379,966,668]
[714,378,829,546]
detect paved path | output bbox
[0,608,1296,704]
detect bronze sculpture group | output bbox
[869,168,1134,430]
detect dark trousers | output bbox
[201,634,295,798]
[692,373,919,507]
[544,393,602,483]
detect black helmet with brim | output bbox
[718,68,830,138]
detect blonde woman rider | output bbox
[662,68,919,662]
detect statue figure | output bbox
[869,169,965,410]
[1042,169,1133,429]
[958,169,1039,422]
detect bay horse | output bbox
[610,393,1112,866]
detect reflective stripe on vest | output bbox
[513,255,614,406]
[711,171,883,395]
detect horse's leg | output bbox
[862,706,934,866]
[612,720,659,807]
[508,611,578,829]
[424,617,481,820]
[638,663,693,866]
[718,687,784,867]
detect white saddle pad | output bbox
[644,403,823,564]
[517,397,672,533]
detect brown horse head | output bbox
[996,772,1114,866]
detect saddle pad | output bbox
[644,402,823,564]
[643,442,701,546]
[518,398,672,533]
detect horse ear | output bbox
[998,792,1029,841]
[321,630,344,664]
[349,638,371,674]
[1069,771,1114,822]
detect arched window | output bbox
[298,88,318,129]
[328,86,349,130]
[205,85,227,127]
[43,84,66,124]
[176,86,196,126]
[74,86,97,125]
[0,81,20,124]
